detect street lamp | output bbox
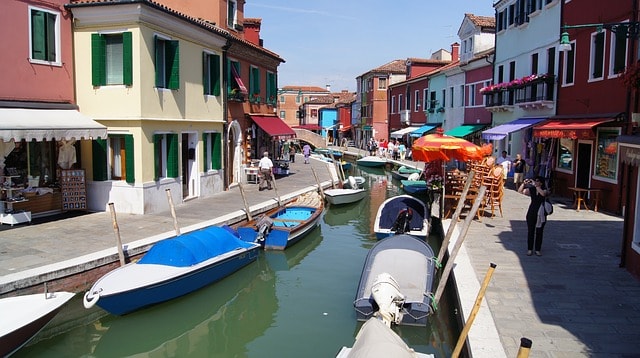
[559,22,640,53]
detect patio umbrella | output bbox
[411,128,484,162]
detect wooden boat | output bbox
[0,291,75,357]
[373,195,431,239]
[356,156,386,167]
[353,234,436,326]
[237,191,324,250]
[400,180,428,195]
[82,226,261,315]
[336,317,434,358]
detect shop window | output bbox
[91,32,133,86]
[29,7,60,64]
[556,138,574,171]
[203,132,222,171]
[203,52,221,96]
[595,128,620,181]
[153,133,179,180]
[155,35,180,90]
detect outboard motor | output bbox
[390,207,413,234]
[371,272,405,326]
[255,215,274,244]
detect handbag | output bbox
[543,198,553,215]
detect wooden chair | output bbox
[483,171,504,218]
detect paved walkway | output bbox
[1,148,640,357]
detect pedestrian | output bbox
[303,143,311,164]
[512,153,526,189]
[496,150,512,182]
[258,151,274,191]
[289,143,296,163]
[398,141,406,161]
[518,176,549,256]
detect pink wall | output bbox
[0,0,75,104]
[465,65,492,124]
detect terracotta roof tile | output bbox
[281,86,330,93]
[465,13,495,29]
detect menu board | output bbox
[60,169,87,211]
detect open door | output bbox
[181,132,199,199]
[576,141,592,189]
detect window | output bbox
[279,95,285,103]
[30,7,60,64]
[429,91,437,109]
[91,33,133,86]
[423,89,429,110]
[441,89,446,110]
[203,132,222,171]
[279,110,285,119]
[468,84,476,106]
[153,133,179,180]
[594,128,620,181]
[459,85,464,107]
[155,36,180,89]
[414,90,420,112]
[449,87,454,107]
[509,61,516,81]
[556,138,574,171]
[390,95,396,113]
[311,109,318,117]
[498,65,504,83]
[398,94,403,111]
[531,53,538,74]
[547,46,556,76]
[266,72,277,103]
[610,25,628,76]
[203,52,221,96]
[249,66,261,102]
[378,77,387,90]
[563,42,576,85]
[92,135,134,184]
[590,31,605,81]
[227,0,237,28]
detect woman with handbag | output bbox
[518,176,549,256]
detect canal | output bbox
[15,165,462,358]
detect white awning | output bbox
[0,108,107,142]
[390,126,420,138]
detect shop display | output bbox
[60,169,87,211]
[0,175,32,226]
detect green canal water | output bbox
[15,166,461,358]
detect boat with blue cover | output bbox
[82,226,260,315]
[373,195,431,239]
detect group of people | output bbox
[367,138,408,161]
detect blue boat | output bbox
[373,195,431,239]
[237,192,324,250]
[82,226,261,315]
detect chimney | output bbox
[451,42,460,62]
[326,84,331,92]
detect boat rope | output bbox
[426,291,438,312]
[432,256,443,269]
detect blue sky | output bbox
[245,1,495,92]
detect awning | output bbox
[230,65,248,95]
[482,117,547,140]
[390,126,419,138]
[251,115,295,138]
[410,124,438,138]
[533,118,616,139]
[0,108,107,142]
[445,124,486,138]
[293,124,322,131]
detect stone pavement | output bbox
[1,147,640,357]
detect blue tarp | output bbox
[139,226,254,267]
[410,124,438,138]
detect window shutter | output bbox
[202,133,209,171]
[153,134,161,181]
[212,133,222,169]
[92,139,108,181]
[31,10,46,60]
[251,67,260,95]
[203,53,210,95]
[124,134,135,184]
[122,32,133,86]
[154,36,162,87]
[46,12,56,61]
[91,34,106,86]
[167,134,179,177]
[213,54,221,96]
[168,40,180,90]
[614,26,627,74]
[593,33,604,78]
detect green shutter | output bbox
[153,134,161,181]
[226,58,232,93]
[167,134,179,177]
[124,134,135,184]
[92,139,108,181]
[253,67,260,95]
[203,53,210,95]
[91,34,106,86]
[213,54,221,96]
[154,36,162,87]
[46,12,56,61]
[202,133,209,171]
[168,40,180,90]
[212,133,222,169]
[122,32,133,86]
[31,10,45,60]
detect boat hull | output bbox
[400,180,428,195]
[374,195,431,239]
[324,188,367,205]
[0,292,75,357]
[356,156,386,167]
[353,235,436,326]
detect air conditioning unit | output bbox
[400,110,410,125]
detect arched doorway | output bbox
[227,120,244,185]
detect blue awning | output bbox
[410,124,438,138]
[482,117,547,141]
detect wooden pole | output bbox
[437,171,476,263]
[108,202,126,267]
[311,167,325,200]
[451,263,497,358]
[433,185,486,304]
[270,171,281,206]
[330,151,345,183]
[516,337,533,358]
[165,189,180,236]
[238,183,253,221]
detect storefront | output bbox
[247,115,296,175]
[0,107,107,220]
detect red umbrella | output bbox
[411,128,484,162]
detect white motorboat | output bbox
[324,176,368,205]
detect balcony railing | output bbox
[483,75,555,111]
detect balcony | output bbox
[228,91,246,102]
[483,74,555,112]
[399,110,410,124]
[513,76,555,110]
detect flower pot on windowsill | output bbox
[228,93,245,102]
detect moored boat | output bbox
[82,226,261,315]
[324,176,367,205]
[356,156,386,167]
[400,180,428,195]
[391,166,422,181]
[1,291,75,357]
[373,195,431,239]
[237,191,324,250]
[353,234,436,326]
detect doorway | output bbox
[181,133,198,199]
[576,141,592,188]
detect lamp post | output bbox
[558,22,640,53]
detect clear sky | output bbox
[245,1,495,92]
